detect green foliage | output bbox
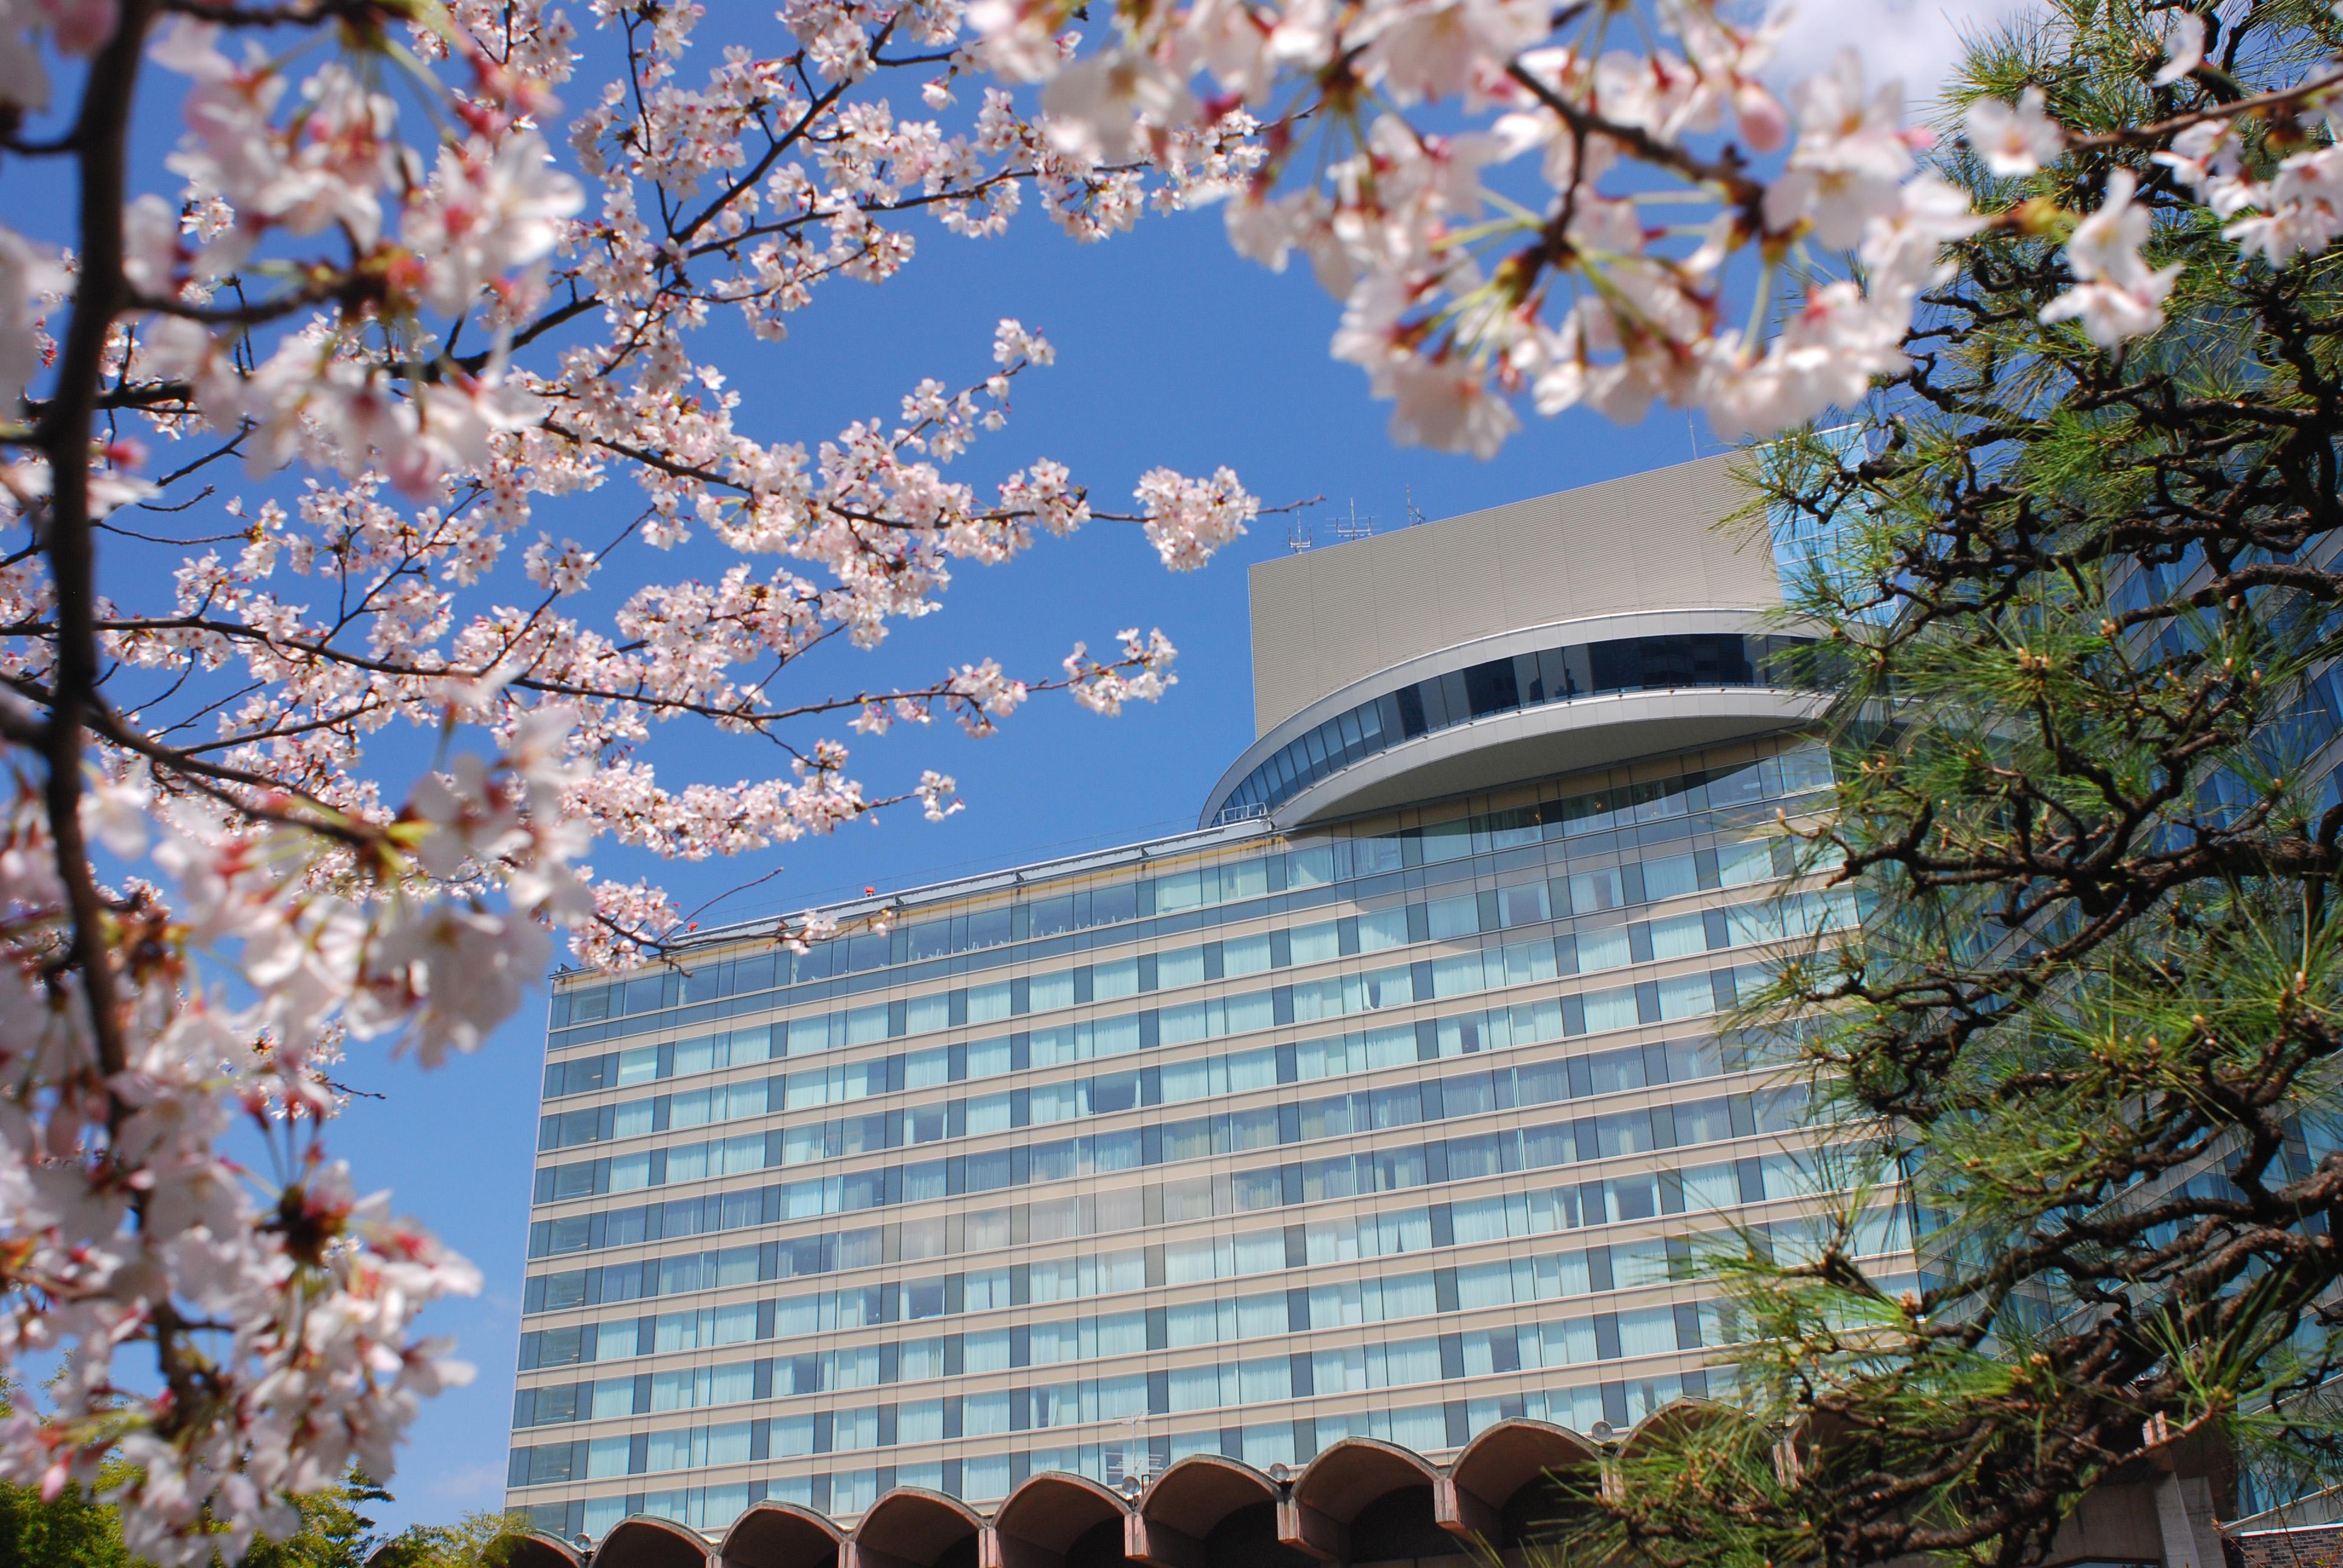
[361,1511,534,1568]
[0,1461,527,1568]
[232,1475,393,1568]
[1548,5,2343,1568]
[0,1475,134,1568]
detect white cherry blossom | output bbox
[1966,87,2065,177]
[2042,169,2184,348]
[2155,9,2207,87]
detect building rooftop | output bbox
[1245,455,1775,739]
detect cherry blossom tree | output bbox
[0,1,1258,1556]
[0,0,2340,1558]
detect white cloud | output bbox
[1761,0,2046,109]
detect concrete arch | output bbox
[721,1500,845,1568]
[372,1538,585,1568]
[597,1515,714,1568]
[993,1472,1131,1568]
[1130,1454,1289,1568]
[508,1535,586,1568]
[1617,1396,1751,1460]
[1443,1419,1602,1546]
[849,1487,984,1568]
[1284,1439,1446,1564]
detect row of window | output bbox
[540,854,1818,1112]
[519,1295,1735,1451]
[527,1181,1809,1378]
[509,1297,1731,1486]
[547,747,1833,1050]
[526,1044,1806,1266]
[534,915,1819,1157]
[516,1371,1717,1532]
[531,1013,1786,1209]
[520,1112,1831,1324]
[548,822,1807,1060]
[520,1227,1681,1386]
[1211,636,1817,820]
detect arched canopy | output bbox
[849,1487,984,1568]
[722,1500,845,1568]
[1444,1419,1602,1545]
[1618,1397,1748,1460]
[598,1515,714,1568]
[1284,1439,1444,1563]
[1139,1455,1281,1538]
[1292,1438,1441,1525]
[1131,1455,1285,1568]
[507,1537,585,1568]
[994,1472,1130,1568]
[376,1539,585,1568]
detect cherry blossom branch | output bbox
[36,0,159,1085]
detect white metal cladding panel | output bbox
[1247,455,1778,737]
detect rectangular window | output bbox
[1426,893,1481,939]
[1168,1364,1224,1413]
[1430,952,1487,998]
[1356,907,1411,952]
[1155,871,1205,913]
[1717,838,1777,887]
[1571,867,1627,912]
[1091,958,1141,1001]
[1222,933,1274,976]
[1158,946,1208,989]
[1643,854,1700,901]
[1648,912,1708,960]
[1657,972,1715,1021]
[1576,923,1632,973]
[1288,920,1340,965]
[1499,881,1551,927]
[1581,985,1639,1034]
[1504,939,1558,985]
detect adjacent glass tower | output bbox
[502,456,1903,1552]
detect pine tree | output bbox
[1566,5,2343,1566]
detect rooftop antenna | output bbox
[1285,513,1314,554]
[1404,483,1427,528]
[1330,499,1376,543]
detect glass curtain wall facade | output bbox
[505,733,1893,1542]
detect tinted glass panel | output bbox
[1215,633,1810,821]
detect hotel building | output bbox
[497,457,1925,1568]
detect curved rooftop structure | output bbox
[1203,456,1814,829]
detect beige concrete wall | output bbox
[1247,454,1777,736]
